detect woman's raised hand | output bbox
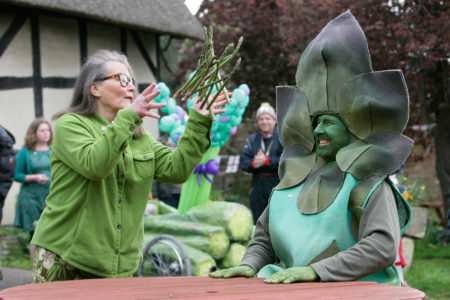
[191,91,231,117]
[129,83,166,119]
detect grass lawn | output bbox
[0,226,33,270]
[404,226,450,300]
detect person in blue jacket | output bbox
[239,103,283,223]
[14,118,53,261]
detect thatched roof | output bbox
[3,0,204,40]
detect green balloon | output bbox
[159,98,169,113]
[225,104,236,115]
[187,98,194,111]
[212,121,219,132]
[213,131,222,142]
[159,82,170,99]
[242,95,250,107]
[232,89,246,103]
[236,106,245,116]
[159,116,175,132]
[222,123,232,134]
[167,98,177,114]
[230,115,242,127]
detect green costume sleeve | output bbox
[153,109,212,184]
[311,182,400,281]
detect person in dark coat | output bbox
[0,125,16,224]
[239,103,283,223]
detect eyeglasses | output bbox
[96,73,135,88]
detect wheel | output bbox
[138,234,192,277]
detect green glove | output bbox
[209,265,255,278]
[264,266,318,284]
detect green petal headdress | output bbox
[275,11,413,223]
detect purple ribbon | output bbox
[193,159,220,186]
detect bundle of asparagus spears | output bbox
[174,26,243,116]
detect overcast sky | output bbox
[185,0,202,14]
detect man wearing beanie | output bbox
[239,102,283,223]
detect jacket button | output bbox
[115,250,119,255]
[118,199,123,204]
[120,174,125,179]
[117,224,121,229]
[143,155,147,159]
[135,120,140,125]
[129,126,134,131]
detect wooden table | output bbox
[0,277,426,299]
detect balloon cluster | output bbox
[155,82,250,147]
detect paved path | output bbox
[0,267,32,290]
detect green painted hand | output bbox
[264,266,318,284]
[209,265,255,278]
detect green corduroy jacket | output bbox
[32,107,212,277]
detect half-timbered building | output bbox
[0,0,203,224]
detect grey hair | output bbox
[53,49,136,119]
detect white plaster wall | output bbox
[0,18,32,77]
[3,183,20,225]
[87,22,121,55]
[42,88,73,122]
[127,32,159,137]
[0,89,35,148]
[40,16,80,77]
[127,34,157,84]
[142,112,160,137]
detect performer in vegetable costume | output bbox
[210,11,412,285]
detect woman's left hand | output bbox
[191,91,231,117]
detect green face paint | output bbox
[314,115,350,162]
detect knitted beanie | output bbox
[256,102,276,120]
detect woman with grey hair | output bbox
[31,49,228,282]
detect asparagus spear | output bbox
[174,26,243,111]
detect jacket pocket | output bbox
[133,151,154,178]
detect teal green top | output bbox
[241,175,401,282]
[32,107,212,277]
[14,147,51,232]
[257,172,400,285]
[14,147,50,182]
